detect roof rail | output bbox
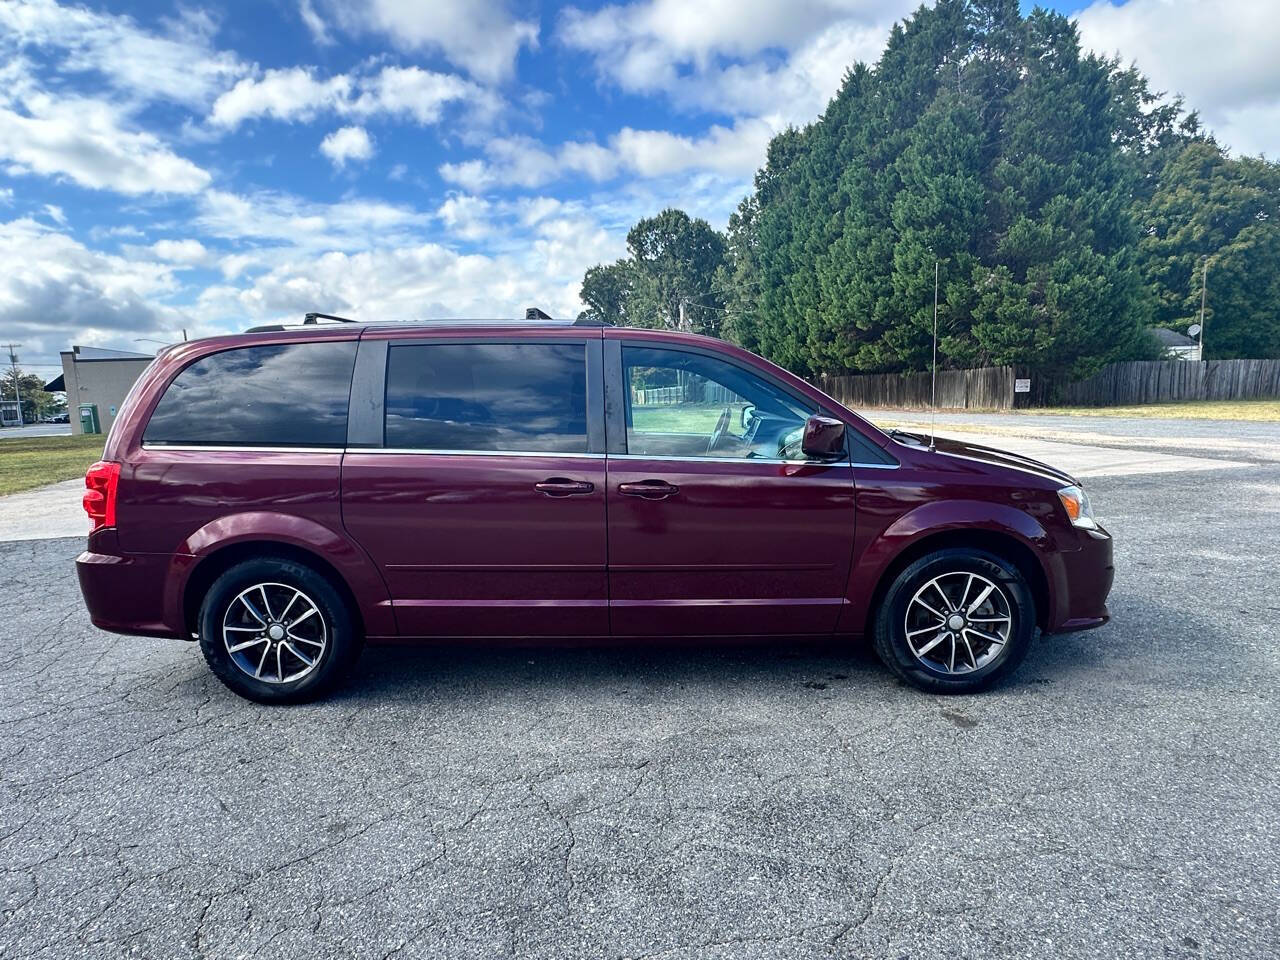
[244,310,614,334]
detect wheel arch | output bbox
[181,540,367,640]
[861,528,1050,637]
[163,511,396,639]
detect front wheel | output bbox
[198,557,361,704]
[873,548,1035,694]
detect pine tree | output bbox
[579,0,1274,374]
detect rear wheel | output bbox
[198,557,361,704]
[873,548,1035,694]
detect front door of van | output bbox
[341,334,609,638]
[605,339,858,637]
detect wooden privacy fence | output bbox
[815,358,1280,410]
[817,366,1015,411]
[1052,359,1280,406]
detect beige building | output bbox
[51,346,155,436]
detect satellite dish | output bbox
[1188,324,1202,337]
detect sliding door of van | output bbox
[341,332,609,638]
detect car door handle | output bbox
[534,478,595,497]
[617,480,679,500]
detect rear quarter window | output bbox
[143,341,358,447]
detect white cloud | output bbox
[318,0,538,84]
[320,125,375,168]
[0,0,247,108]
[614,120,774,178]
[298,0,333,47]
[150,239,209,264]
[0,89,211,195]
[196,215,621,324]
[558,0,911,124]
[42,203,66,224]
[436,195,493,242]
[440,119,772,190]
[195,190,429,250]
[676,19,891,126]
[0,217,187,357]
[1075,0,1280,157]
[208,64,480,130]
[210,67,351,128]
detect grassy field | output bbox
[0,434,106,496]
[1015,399,1280,421]
[631,404,746,434]
[864,398,1280,422]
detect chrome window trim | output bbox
[140,443,897,466]
[141,444,344,453]
[359,448,604,459]
[607,453,857,467]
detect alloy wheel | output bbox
[221,582,328,684]
[903,571,1013,675]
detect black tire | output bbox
[873,548,1035,694]
[198,557,362,704]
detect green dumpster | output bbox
[79,403,101,435]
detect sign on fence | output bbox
[1014,378,1031,394]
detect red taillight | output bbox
[83,461,121,532]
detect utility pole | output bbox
[1198,258,1209,362]
[929,262,938,453]
[4,343,23,428]
[678,298,688,332]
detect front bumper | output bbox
[1046,525,1114,634]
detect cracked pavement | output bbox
[1,461,1278,958]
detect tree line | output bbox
[578,0,1280,377]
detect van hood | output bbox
[890,431,1078,487]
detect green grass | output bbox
[0,433,106,496]
[631,404,738,434]
[866,398,1280,423]
[1014,398,1280,421]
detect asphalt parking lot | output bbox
[1,417,1277,958]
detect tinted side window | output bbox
[623,346,814,460]
[144,341,357,447]
[385,342,588,453]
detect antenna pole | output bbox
[930,262,938,452]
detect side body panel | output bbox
[113,447,396,638]
[605,457,858,635]
[339,329,609,637]
[341,453,608,636]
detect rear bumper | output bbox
[76,531,181,638]
[1045,526,1114,634]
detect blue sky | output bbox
[2,0,1277,376]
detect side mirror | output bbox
[739,404,756,429]
[801,415,846,459]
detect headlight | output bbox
[1057,485,1098,530]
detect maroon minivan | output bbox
[76,314,1112,702]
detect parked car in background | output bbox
[75,314,1113,702]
